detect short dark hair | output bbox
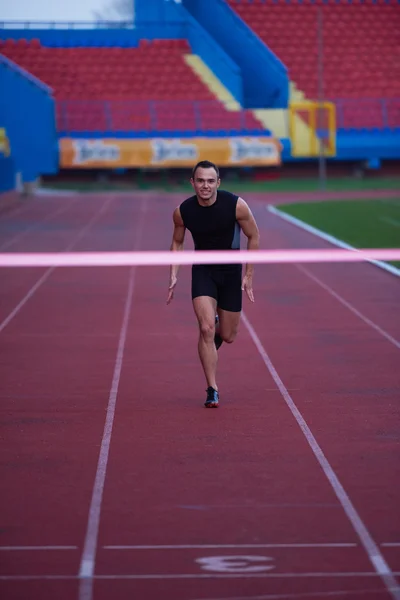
[191,160,220,179]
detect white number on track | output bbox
[196,555,275,573]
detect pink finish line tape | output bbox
[0,248,399,268]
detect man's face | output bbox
[191,167,220,201]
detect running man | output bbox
[167,160,260,408]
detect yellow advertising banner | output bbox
[0,128,10,157]
[59,137,282,168]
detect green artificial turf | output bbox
[41,176,400,194]
[277,198,400,269]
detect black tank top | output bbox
[180,190,241,270]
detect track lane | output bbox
[91,198,392,600]
[0,195,147,600]
[1,192,398,600]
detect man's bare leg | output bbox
[217,308,241,344]
[193,296,218,391]
[214,314,223,350]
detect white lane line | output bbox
[296,264,400,350]
[103,543,358,550]
[0,575,77,580]
[267,204,400,278]
[242,312,400,600]
[0,546,77,551]
[1,571,399,581]
[35,188,79,197]
[3,541,397,551]
[0,195,114,335]
[77,198,147,600]
[96,571,400,580]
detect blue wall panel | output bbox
[281,130,400,162]
[0,28,140,48]
[0,155,16,193]
[0,56,58,182]
[168,4,243,106]
[182,0,289,109]
[135,0,186,24]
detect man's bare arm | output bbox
[167,206,186,304]
[236,197,260,277]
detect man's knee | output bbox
[199,320,215,341]
[221,329,238,344]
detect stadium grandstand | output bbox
[0,0,399,193]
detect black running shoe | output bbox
[204,386,219,408]
[214,314,223,350]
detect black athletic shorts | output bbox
[191,265,242,312]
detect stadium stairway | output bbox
[184,51,290,140]
[183,54,241,111]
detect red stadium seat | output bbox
[227,0,400,126]
[0,37,267,134]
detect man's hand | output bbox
[241,274,254,303]
[167,275,178,304]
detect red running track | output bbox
[0,192,399,600]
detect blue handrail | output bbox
[0,53,53,93]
